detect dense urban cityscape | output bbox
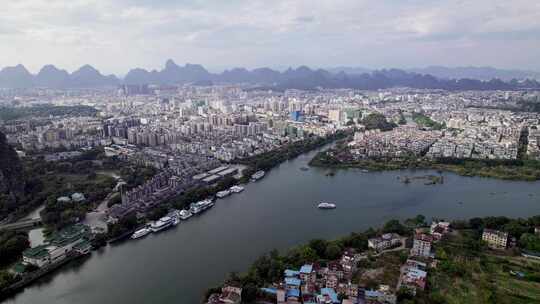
[1,82,540,303]
[1,0,540,303]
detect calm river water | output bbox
[5,147,540,304]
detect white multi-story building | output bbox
[368,233,402,251]
[411,234,433,257]
[482,229,509,249]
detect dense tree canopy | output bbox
[0,230,29,268]
[361,113,397,131]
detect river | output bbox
[5,146,540,304]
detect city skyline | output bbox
[1,0,539,74]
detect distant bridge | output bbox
[0,218,43,231]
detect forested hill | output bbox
[0,131,25,219]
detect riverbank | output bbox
[6,146,540,304]
[309,150,540,181]
[207,215,540,304]
[236,131,349,182]
[106,132,349,241]
[0,133,350,299]
[0,252,89,301]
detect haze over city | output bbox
[1,0,540,74]
[2,2,540,304]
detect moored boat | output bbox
[216,190,231,198]
[229,185,244,193]
[317,202,337,209]
[179,209,193,220]
[189,198,214,214]
[131,227,151,239]
[150,216,174,232]
[250,170,265,182]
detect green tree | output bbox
[324,242,342,260]
[520,233,540,252]
[300,246,319,262]
[0,231,29,267]
[382,219,407,235]
[309,239,328,257]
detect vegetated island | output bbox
[206,215,540,304]
[309,148,540,181]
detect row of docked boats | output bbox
[131,184,247,240]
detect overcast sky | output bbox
[1,0,539,74]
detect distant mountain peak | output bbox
[75,64,99,73]
[40,64,59,71]
[165,59,178,69]
[3,64,30,74]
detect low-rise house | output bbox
[325,274,338,289]
[340,250,357,276]
[368,233,402,251]
[301,281,317,295]
[276,289,286,303]
[22,224,92,268]
[57,196,71,203]
[285,269,300,277]
[71,192,86,202]
[300,264,316,283]
[364,286,397,304]
[317,288,340,304]
[398,260,427,294]
[430,221,450,240]
[337,282,358,298]
[302,293,317,304]
[22,245,63,267]
[47,223,92,253]
[285,288,301,303]
[482,229,509,249]
[285,277,302,290]
[326,261,344,279]
[207,286,242,304]
[219,286,242,304]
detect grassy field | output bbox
[355,251,407,289]
[424,232,540,304]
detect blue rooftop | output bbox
[260,287,277,294]
[320,288,339,303]
[284,277,301,286]
[284,269,300,277]
[365,290,381,298]
[286,288,300,298]
[300,264,313,274]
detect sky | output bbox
[1,0,539,75]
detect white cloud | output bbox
[0,0,538,73]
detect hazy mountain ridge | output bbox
[0,64,119,88]
[329,66,540,81]
[122,61,540,90]
[1,60,540,90]
[407,66,540,81]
